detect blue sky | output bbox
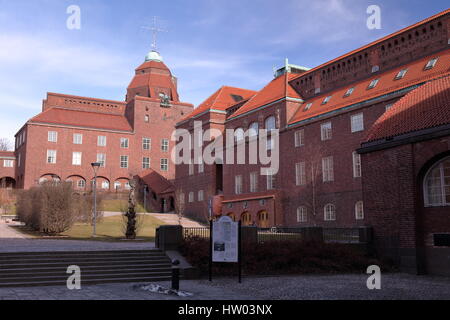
[0,0,448,144]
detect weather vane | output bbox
[142,16,168,52]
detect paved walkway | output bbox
[0,273,449,300]
[103,212,205,228]
[0,220,29,239]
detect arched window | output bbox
[77,179,86,189]
[355,201,364,220]
[265,116,276,131]
[424,157,450,206]
[101,181,110,190]
[234,128,245,143]
[297,206,307,223]
[324,204,336,221]
[249,122,259,138]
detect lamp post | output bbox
[144,184,149,213]
[91,162,101,237]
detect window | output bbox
[322,96,332,105]
[98,136,107,147]
[304,103,312,111]
[395,69,408,80]
[324,204,336,221]
[297,207,307,223]
[295,130,304,147]
[367,79,379,89]
[189,163,194,175]
[47,150,57,164]
[143,138,151,150]
[322,156,334,182]
[424,58,438,70]
[77,180,86,189]
[161,139,169,152]
[101,181,110,190]
[143,157,150,169]
[265,116,276,131]
[160,158,169,171]
[371,65,380,73]
[250,172,258,193]
[249,122,259,138]
[355,201,364,220]
[351,113,364,133]
[120,155,129,168]
[234,128,245,143]
[296,162,306,186]
[321,122,332,141]
[266,170,275,190]
[144,115,150,123]
[73,134,83,145]
[3,160,13,168]
[198,190,204,202]
[48,131,57,143]
[114,182,121,190]
[72,152,82,166]
[424,157,450,206]
[353,152,362,178]
[235,175,243,195]
[188,192,194,203]
[344,87,355,97]
[120,138,129,148]
[97,153,106,167]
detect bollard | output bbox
[171,259,180,291]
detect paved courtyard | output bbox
[0,274,449,300]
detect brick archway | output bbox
[257,210,269,228]
[240,211,252,226]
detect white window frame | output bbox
[120,138,129,149]
[143,138,151,150]
[395,69,408,80]
[77,179,86,189]
[322,156,334,182]
[344,87,355,97]
[321,122,332,141]
[324,204,336,221]
[98,136,107,147]
[160,158,169,171]
[297,207,307,223]
[73,133,83,145]
[353,152,362,178]
[3,160,13,168]
[198,190,204,202]
[355,201,364,220]
[249,122,259,138]
[97,153,106,167]
[120,155,129,168]
[351,113,364,133]
[322,96,332,105]
[72,152,82,166]
[367,79,379,90]
[424,58,438,70]
[48,131,57,143]
[265,116,276,131]
[250,172,258,193]
[188,192,194,203]
[143,157,150,169]
[234,128,245,143]
[161,139,169,152]
[235,175,243,195]
[424,157,450,207]
[266,170,275,190]
[47,150,57,164]
[296,162,306,186]
[295,130,304,147]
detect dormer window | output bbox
[395,69,408,80]
[304,103,312,111]
[322,96,332,105]
[424,58,438,70]
[344,87,355,97]
[371,65,380,73]
[367,79,379,90]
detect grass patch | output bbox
[12,214,166,242]
[100,199,147,213]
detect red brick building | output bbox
[176,9,449,229]
[8,50,193,212]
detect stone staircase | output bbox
[0,249,173,288]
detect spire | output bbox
[142,16,167,62]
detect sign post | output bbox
[209,216,241,283]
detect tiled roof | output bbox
[291,9,450,82]
[135,60,171,72]
[138,169,174,194]
[128,73,180,101]
[179,86,257,123]
[29,107,133,132]
[289,49,450,125]
[229,72,301,119]
[364,75,450,143]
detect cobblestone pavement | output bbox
[0,239,155,253]
[0,274,449,300]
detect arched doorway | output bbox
[39,174,61,184]
[257,210,269,228]
[226,212,236,221]
[0,177,16,189]
[240,211,252,226]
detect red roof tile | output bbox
[289,49,450,125]
[364,75,450,142]
[128,73,180,101]
[30,107,133,132]
[291,9,450,82]
[230,72,301,119]
[179,86,257,123]
[138,169,174,194]
[135,60,171,72]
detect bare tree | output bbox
[0,138,12,151]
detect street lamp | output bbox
[143,184,149,213]
[91,162,101,237]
